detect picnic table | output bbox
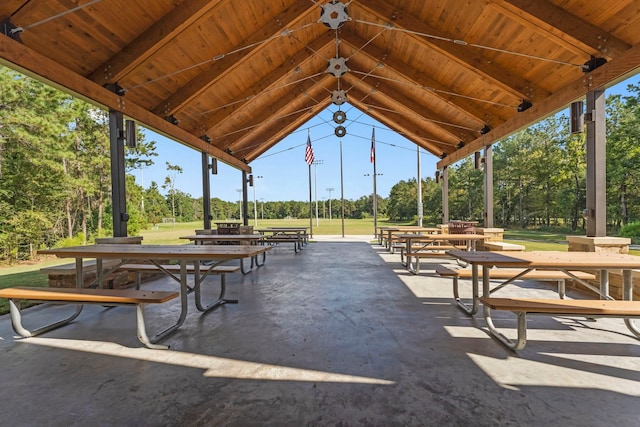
[180,234,266,273]
[379,226,441,252]
[397,233,489,274]
[446,250,640,350]
[255,227,308,252]
[19,244,272,348]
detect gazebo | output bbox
[2,0,639,241]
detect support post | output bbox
[483,145,494,227]
[242,171,249,226]
[442,166,449,224]
[201,153,211,230]
[417,146,423,226]
[109,109,128,237]
[585,89,606,237]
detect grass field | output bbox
[0,220,636,315]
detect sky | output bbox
[134,76,638,204]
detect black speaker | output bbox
[570,101,584,134]
[125,120,136,148]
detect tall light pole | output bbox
[236,189,242,221]
[260,198,265,220]
[326,187,334,221]
[364,173,383,233]
[313,160,323,226]
[252,175,263,227]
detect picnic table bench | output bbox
[0,287,179,349]
[480,297,640,350]
[255,228,306,253]
[398,233,489,274]
[447,250,640,351]
[118,263,240,312]
[435,266,596,315]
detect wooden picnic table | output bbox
[180,234,267,273]
[397,233,489,274]
[379,226,441,251]
[446,250,640,350]
[255,227,308,252]
[36,244,271,348]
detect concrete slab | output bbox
[0,240,638,426]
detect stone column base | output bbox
[476,228,503,250]
[566,235,634,300]
[566,236,630,254]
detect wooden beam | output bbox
[188,31,335,135]
[88,0,224,84]
[358,0,551,102]
[491,0,631,59]
[226,75,335,155]
[239,97,333,163]
[343,60,479,142]
[437,40,640,168]
[347,86,452,156]
[340,29,506,128]
[0,34,250,172]
[152,0,317,117]
[341,72,466,147]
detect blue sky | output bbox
[136,77,638,203]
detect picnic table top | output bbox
[39,244,271,260]
[446,250,640,269]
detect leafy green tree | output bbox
[606,86,640,227]
[162,162,183,218]
[144,182,170,226]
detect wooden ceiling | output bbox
[2,0,640,173]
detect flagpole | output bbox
[340,139,345,237]
[305,130,314,238]
[308,163,313,237]
[371,127,377,236]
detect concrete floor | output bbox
[0,236,639,426]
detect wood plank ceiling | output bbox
[1,0,640,173]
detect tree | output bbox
[162,162,183,218]
[144,182,170,226]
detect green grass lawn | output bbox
[0,221,636,315]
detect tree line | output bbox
[1,66,640,261]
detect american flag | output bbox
[305,133,314,165]
[370,127,375,163]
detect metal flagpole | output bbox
[308,164,313,237]
[417,145,423,226]
[340,140,345,237]
[371,127,377,236]
[305,130,315,237]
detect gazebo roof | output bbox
[2,0,640,172]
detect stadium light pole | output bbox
[326,187,334,221]
[313,160,323,226]
[252,175,263,227]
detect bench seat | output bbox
[479,296,640,350]
[435,266,595,281]
[406,245,458,256]
[118,263,241,313]
[119,263,240,275]
[261,236,303,253]
[435,266,597,316]
[0,286,179,349]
